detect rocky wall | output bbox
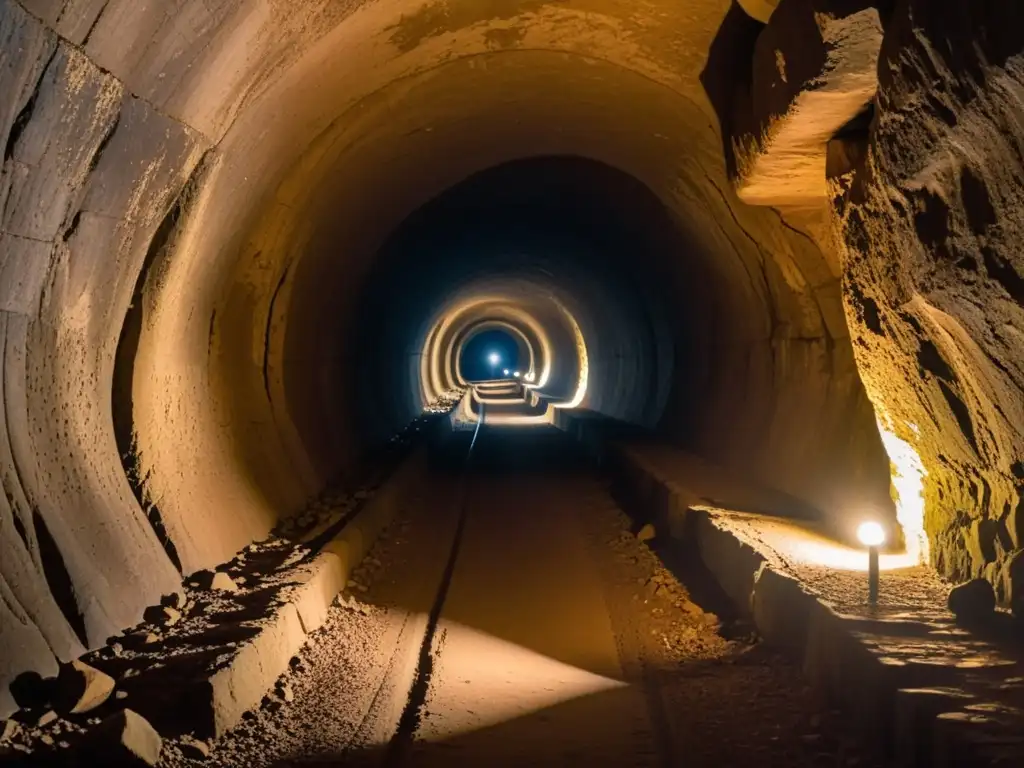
[835,0,1024,606]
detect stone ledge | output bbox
[183,448,430,740]
[733,0,883,211]
[609,440,1024,767]
[0,445,430,761]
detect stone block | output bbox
[0,1,58,147]
[948,579,996,625]
[53,659,115,714]
[1,41,122,241]
[203,602,305,737]
[751,564,812,651]
[288,552,344,635]
[83,709,162,766]
[0,234,51,316]
[20,0,111,45]
[735,0,883,209]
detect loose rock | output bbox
[84,709,162,766]
[143,605,181,626]
[37,711,58,727]
[54,660,116,715]
[1,719,21,744]
[180,734,211,759]
[9,671,52,711]
[636,523,656,542]
[948,578,996,623]
[210,572,240,593]
[161,591,185,609]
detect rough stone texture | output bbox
[208,572,239,593]
[0,0,208,713]
[85,709,163,766]
[53,659,115,714]
[834,0,1024,604]
[735,0,883,212]
[611,437,1024,767]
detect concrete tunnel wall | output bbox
[0,0,913,712]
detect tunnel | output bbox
[3,0,1024,764]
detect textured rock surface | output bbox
[85,709,162,766]
[735,0,883,212]
[834,0,1024,603]
[53,659,115,715]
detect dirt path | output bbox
[163,428,878,767]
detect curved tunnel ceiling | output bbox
[0,0,900,698]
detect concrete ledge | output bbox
[198,449,429,737]
[1,444,432,759]
[607,440,1024,767]
[288,451,427,638]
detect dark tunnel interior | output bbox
[6,0,1024,761]
[458,329,521,382]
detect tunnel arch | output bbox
[0,0,906,710]
[453,323,534,385]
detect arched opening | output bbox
[458,327,523,382]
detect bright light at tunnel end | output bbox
[857,521,886,548]
[488,352,501,366]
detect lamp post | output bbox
[857,521,886,605]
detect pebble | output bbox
[1,719,22,743]
[37,711,58,727]
[180,734,211,759]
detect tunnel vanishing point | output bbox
[3,0,1024,742]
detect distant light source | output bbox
[513,371,521,378]
[857,521,885,606]
[488,352,501,366]
[857,521,886,547]
[503,368,510,376]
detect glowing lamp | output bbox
[513,371,521,378]
[503,368,510,376]
[857,521,885,605]
[488,352,501,366]
[857,521,886,547]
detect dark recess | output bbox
[33,509,88,647]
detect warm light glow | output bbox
[524,371,535,382]
[550,306,589,410]
[877,416,929,565]
[404,620,626,745]
[711,510,921,572]
[857,521,886,547]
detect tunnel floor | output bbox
[171,425,880,768]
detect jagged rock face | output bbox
[835,0,1024,602]
[736,0,884,212]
